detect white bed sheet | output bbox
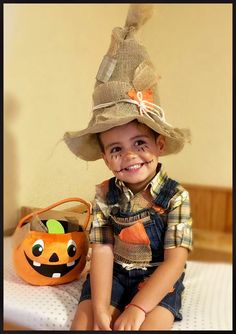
[4,236,232,330]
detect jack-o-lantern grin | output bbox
[24,251,81,278]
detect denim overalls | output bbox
[79,176,185,320]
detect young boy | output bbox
[64,4,192,330]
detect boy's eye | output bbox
[110,146,121,154]
[134,140,145,146]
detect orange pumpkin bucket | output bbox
[12,197,92,286]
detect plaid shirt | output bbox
[90,164,193,251]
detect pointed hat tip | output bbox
[124,4,154,32]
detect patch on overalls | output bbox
[119,222,150,245]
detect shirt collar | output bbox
[115,163,167,200]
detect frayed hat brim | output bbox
[64,107,191,161]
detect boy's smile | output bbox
[115,160,153,173]
[99,121,165,193]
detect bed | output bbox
[3,235,232,330]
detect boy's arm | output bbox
[114,246,188,330]
[90,243,114,330]
[129,246,188,310]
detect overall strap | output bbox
[153,177,179,210]
[106,177,121,205]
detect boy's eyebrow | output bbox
[104,135,150,150]
[130,135,150,141]
[104,142,121,150]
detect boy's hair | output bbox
[97,133,105,153]
[97,120,160,153]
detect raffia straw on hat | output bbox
[64,4,191,161]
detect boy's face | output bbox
[99,121,165,193]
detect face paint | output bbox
[100,121,164,193]
[111,153,121,160]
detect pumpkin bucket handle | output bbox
[17,197,92,231]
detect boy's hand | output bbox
[113,305,145,330]
[94,311,112,330]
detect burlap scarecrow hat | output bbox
[64,4,191,161]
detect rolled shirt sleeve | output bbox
[164,186,193,251]
[89,184,114,245]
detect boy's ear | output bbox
[156,135,166,156]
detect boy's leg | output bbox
[70,300,121,330]
[139,305,174,330]
[70,300,93,330]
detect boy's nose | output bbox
[123,150,137,159]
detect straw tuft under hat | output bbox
[64,4,191,161]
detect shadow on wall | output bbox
[4,93,20,235]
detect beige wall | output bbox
[4,4,232,232]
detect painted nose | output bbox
[123,150,137,159]
[49,253,59,262]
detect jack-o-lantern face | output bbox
[13,221,89,286]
